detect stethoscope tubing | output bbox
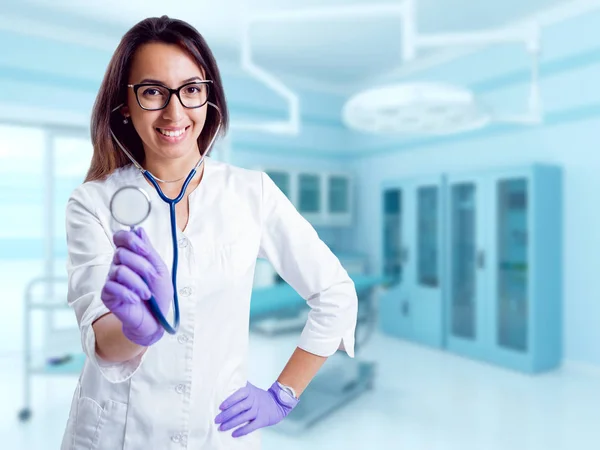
[109,101,222,334]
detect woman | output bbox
[61,15,357,450]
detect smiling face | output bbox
[123,42,209,166]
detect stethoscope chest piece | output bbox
[110,186,152,229]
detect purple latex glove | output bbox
[100,227,173,346]
[215,381,299,438]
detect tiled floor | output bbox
[1,260,599,449]
[1,328,600,450]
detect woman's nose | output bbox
[162,94,185,122]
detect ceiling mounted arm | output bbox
[230,12,300,135]
[234,0,544,135]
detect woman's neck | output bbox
[144,152,201,182]
[143,152,205,197]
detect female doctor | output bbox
[61,15,357,450]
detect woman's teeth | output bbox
[158,128,186,137]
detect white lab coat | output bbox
[60,157,358,450]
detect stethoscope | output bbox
[108,101,222,334]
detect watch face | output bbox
[277,387,298,407]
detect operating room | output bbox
[1,0,600,449]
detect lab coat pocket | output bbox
[70,397,128,450]
[225,239,259,278]
[71,397,102,450]
[60,383,81,450]
[196,236,258,298]
[91,399,128,450]
[200,239,257,284]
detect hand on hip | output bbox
[215,382,298,438]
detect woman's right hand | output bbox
[100,227,174,346]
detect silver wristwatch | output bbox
[276,381,298,400]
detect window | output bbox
[0,124,90,353]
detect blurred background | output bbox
[1,0,600,449]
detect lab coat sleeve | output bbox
[65,184,148,383]
[258,172,358,358]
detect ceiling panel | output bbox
[7,0,579,86]
[250,15,404,83]
[417,0,569,32]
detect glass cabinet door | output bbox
[450,183,477,340]
[328,176,349,213]
[298,174,321,213]
[417,186,439,288]
[497,178,528,352]
[383,188,403,285]
[266,170,291,200]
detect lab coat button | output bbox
[171,434,181,443]
[175,384,186,394]
[177,334,189,344]
[178,238,188,248]
[179,287,192,297]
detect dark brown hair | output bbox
[86,16,229,182]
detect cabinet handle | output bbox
[477,250,486,269]
[401,301,410,316]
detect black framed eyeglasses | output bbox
[127,80,212,111]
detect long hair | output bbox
[86,16,229,182]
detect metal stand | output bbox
[18,276,78,422]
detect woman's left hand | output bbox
[215,381,298,438]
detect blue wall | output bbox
[351,10,600,367]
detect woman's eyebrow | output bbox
[138,76,204,85]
